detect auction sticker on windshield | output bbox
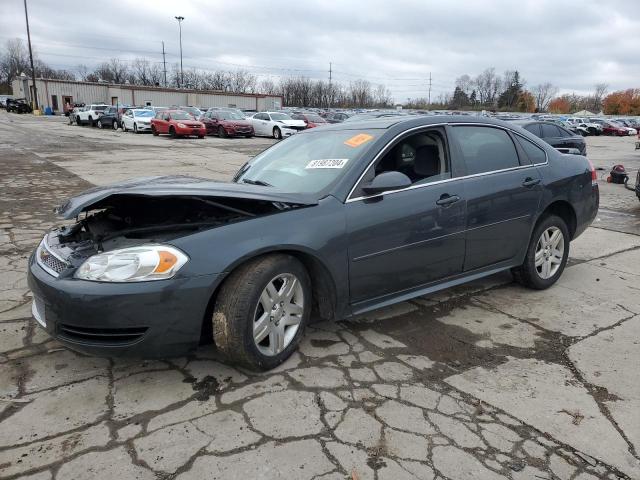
[344,133,374,147]
[306,159,349,169]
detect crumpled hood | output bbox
[56,175,318,219]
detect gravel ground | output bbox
[1,111,639,480]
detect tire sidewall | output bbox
[525,215,570,289]
[246,258,310,370]
[273,127,281,139]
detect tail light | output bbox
[588,159,598,186]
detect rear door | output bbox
[449,125,543,271]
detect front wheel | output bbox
[97,120,103,129]
[152,125,159,136]
[273,127,282,139]
[112,121,119,131]
[133,123,138,134]
[213,254,311,370]
[218,126,227,138]
[512,215,570,290]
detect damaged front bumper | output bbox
[27,251,220,357]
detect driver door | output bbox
[345,127,467,309]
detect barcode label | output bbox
[305,159,349,169]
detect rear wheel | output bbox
[97,119,103,129]
[273,127,282,139]
[512,215,569,290]
[218,126,227,138]
[152,125,159,136]
[133,123,138,134]
[213,254,311,370]
[112,120,119,130]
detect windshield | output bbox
[171,112,192,120]
[307,114,326,122]
[235,129,378,194]
[270,113,291,121]
[134,110,154,117]
[219,112,245,120]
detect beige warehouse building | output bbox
[12,77,283,113]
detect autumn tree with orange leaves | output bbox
[602,89,640,115]
[547,97,571,114]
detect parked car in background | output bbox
[291,112,328,128]
[207,107,247,118]
[247,112,306,139]
[95,106,120,130]
[511,120,587,155]
[151,109,206,138]
[324,112,351,123]
[121,109,155,133]
[601,121,633,136]
[566,117,602,136]
[0,95,15,108]
[613,119,639,134]
[6,98,33,114]
[27,116,599,369]
[199,110,254,137]
[554,119,588,137]
[144,106,168,115]
[75,104,109,126]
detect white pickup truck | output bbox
[75,104,109,126]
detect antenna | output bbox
[428,72,432,106]
[328,62,332,109]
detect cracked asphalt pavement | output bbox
[1,111,639,480]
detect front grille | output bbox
[36,237,69,277]
[288,126,306,131]
[58,324,148,345]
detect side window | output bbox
[371,129,451,186]
[515,136,546,165]
[558,127,573,138]
[541,124,560,138]
[162,113,170,121]
[524,123,541,137]
[451,126,520,175]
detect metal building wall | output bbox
[12,79,284,112]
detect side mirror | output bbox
[362,171,412,195]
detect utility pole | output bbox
[161,41,167,87]
[174,16,184,88]
[328,62,332,109]
[427,72,432,107]
[23,0,38,111]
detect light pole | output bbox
[174,16,184,88]
[23,0,38,111]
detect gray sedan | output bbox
[28,116,599,370]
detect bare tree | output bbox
[0,38,31,92]
[531,82,558,111]
[455,74,472,94]
[592,83,608,112]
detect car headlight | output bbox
[177,123,187,128]
[75,245,188,282]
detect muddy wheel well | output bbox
[199,250,338,345]
[540,200,577,239]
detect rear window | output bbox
[94,105,108,111]
[541,124,561,137]
[451,126,520,175]
[515,136,546,165]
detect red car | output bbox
[199,110,254,138]
[601,121,628,136]
[151,110,206,138]
[291,112,328,128]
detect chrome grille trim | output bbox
[36,235,69,277]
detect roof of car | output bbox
[315,114,510,131]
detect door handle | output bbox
[436,194,460,207]
[522,177,541,187]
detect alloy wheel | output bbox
[253,273,304,356]
[535,226,564,279]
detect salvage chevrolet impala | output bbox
[28,116,599,370]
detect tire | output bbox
[213,254,311,370]
[169,126,178,138]
[273,127,281,139]
[113,121,119,131]
[123,123,128,132]
[218,126,227,138]
[198,135,205,139]
[133,123,138,134]
[76,115,81,125]
[245,135,254,138]
[152,125,159,136]
[97,120,103,129]
[512,214,570,290]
